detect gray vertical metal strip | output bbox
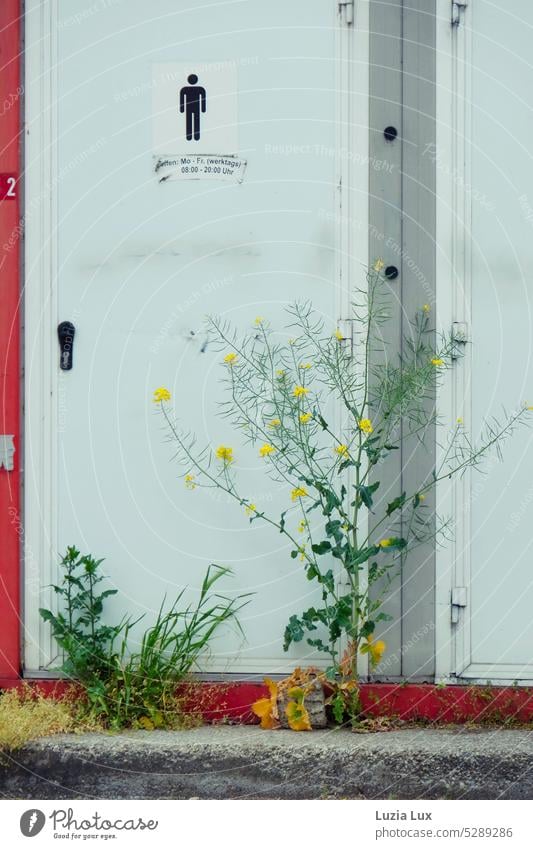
[368,0,404,679]
[400,0,437,680]
[368,0,437,680]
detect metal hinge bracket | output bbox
[0,435,15,471]
[451,586,467,624]
[451,321,469,359]
[339,0,354,26]
[336,319,355,357]
[451,1,468,26]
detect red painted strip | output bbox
[4,681,533,725]
[0,1,21,679]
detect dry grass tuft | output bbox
[0,685,79,754]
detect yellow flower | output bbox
[299,412,312,424]
[215,445,234,463]
[259,443,276,458]
[293,385,309,398]
[291,487,308,501]
[378,538,393,548]
[268,418,281,428]
[341,524,349,532]
[418,493,426,502]
[525,402,533,410]
[298,520,306,533]
[224,352,238,366]
[276,370,286,379]
[358,418,373,434]
[288,338,296,345]
[153,387,171,403]
[298,545,306,562]
[373,258,385,273]
[363,634,386,666]
[423,304,431,313]
[299,362,312,370]
[254,317,264,326]
[335,444,349,456]
[184,474,196,490]
[431,357,444,367]
[245,503,256,516]
[456,417,463,425]
[334,328,344,341]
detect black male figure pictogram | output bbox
[179,74,207,141]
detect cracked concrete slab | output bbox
[1,725,533,800]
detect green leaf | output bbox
[38,608,55,624]
[319,570,335,594]
[306,564,319,580]
[306,637,330,653]
[332,691,345,724]
[301,608,319,630]
[386,492,406,516]
[356,481,380,509]
[283,615,305,650]
[360,620,375,639]
[316,414,329,430]
[325,666,337,682]
[338,459,356,474]
[311,540,331,555]
[347,546,381,570]
[325,520,344,542]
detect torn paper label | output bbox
[154,155,247,183]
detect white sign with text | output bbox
[154,154,246,183]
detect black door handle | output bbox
[58,321,76,370]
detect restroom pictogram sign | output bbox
[179,74,207,141]
[153,63,238,156]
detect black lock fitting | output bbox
[58,321,76,370]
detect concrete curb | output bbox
[2,726,533,800]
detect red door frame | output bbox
[0,0,21,682]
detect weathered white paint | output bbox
[436,0,533,682]
[24,0,370,673]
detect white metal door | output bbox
[437,0,533,681]
[24,1,368,672]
